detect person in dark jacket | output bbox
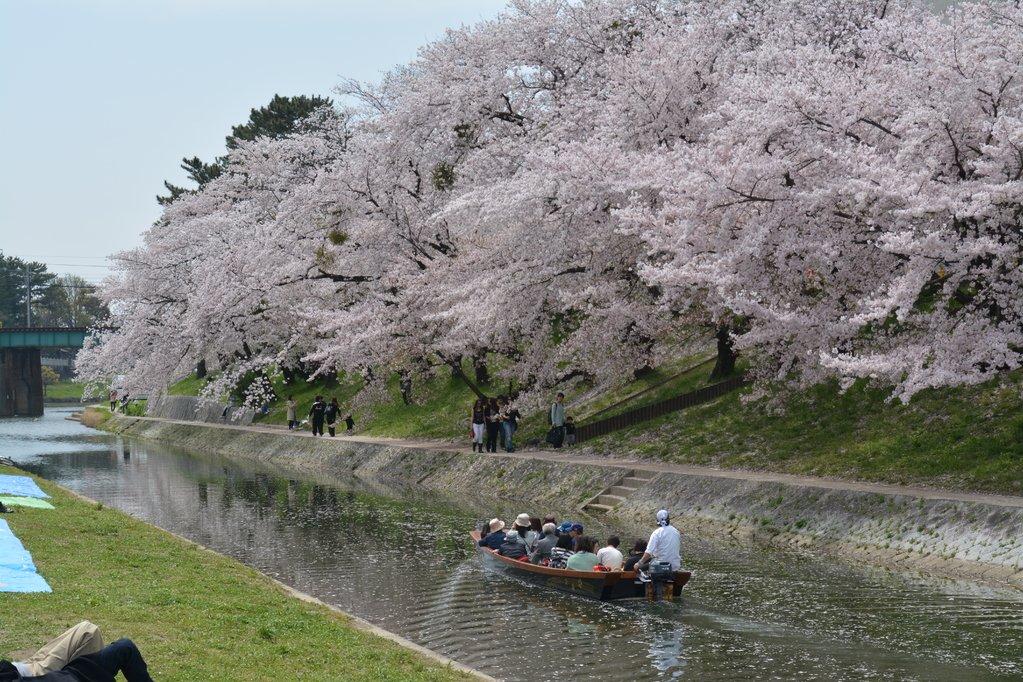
[484,398,501,453]
[325,397,340,437]
[530,522,559,564]
[477,518,506,550]
[1,638,153,682]
[623,539,648,571]
[308,395,326,437]
[498,527,528,559]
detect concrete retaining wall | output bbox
[146,395,255,425]
[101,414,1023,587]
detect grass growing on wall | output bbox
[590,371,1023,494]
[0,465,471,682]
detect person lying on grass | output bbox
[1,620,153,682]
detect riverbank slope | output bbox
[0,463,476,681]
[97,412,1023,588]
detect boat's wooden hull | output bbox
[471,531,691,601]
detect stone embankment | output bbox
[99,412,1023,587]
[146,395,255,424]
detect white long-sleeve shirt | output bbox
[647,525,682,570]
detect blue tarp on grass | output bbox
[0,518,51,593]
[0,475,48,499]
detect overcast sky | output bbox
[0,0,506,282]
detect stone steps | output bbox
[581,469,656,513]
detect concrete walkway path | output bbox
[118,414,1023,510]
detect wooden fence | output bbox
[574,374,747,444]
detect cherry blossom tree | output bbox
[78,0,1023,410]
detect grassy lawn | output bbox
[252,364,505,441]
[161,353,1023,495]
[0,465,471,681]
[589,372,1023,494]
[167,375,210,397]
[43,381,84,401]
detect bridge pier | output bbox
[0,348,44,417]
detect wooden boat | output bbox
[471,531,692,601]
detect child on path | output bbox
[326,397,340,437]
[564,416,577,446]
[286,396,297,430]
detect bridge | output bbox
[0,327,88,417]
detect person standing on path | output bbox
[309,395,326,437]
[485,397,502,453]
[549,392,566,448]
[470,398,487,452]
[286,395,297,430]
[108,390,117,412]
[500,397,520,453]
[325,397,340,437]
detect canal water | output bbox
[3,408,1022,680]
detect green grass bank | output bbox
[0,465,473,681]
[166,359,1023,496]
[43,381,83,402]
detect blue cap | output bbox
[557,522,573,533]
[570,523,584,533]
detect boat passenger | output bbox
[513,513,539,550]
[542,515,557,529]
[565,536,599,571]
[498,526,528,559]
[556,521,573,538]
[569,523,584,550]
[478,518,507,550]
[529,516,543,537]
[555,532,574,551]
[596,536,624,570]
[637,510,682,571]
[530,523,559,564]
[548,546,574,569]
[623,539,647,571]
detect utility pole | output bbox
[24,264,32,327]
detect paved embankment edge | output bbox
[98,412,1023,588]
[14,460,493,681]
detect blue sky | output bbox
[0,0,506,281]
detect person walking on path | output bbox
[309,395,326,437]
[500,397,520,453]
[325,397,340,437]
[470,398,487,452]
[108,390,117,412]
[286,395,298,430]
[485,397,502,453]
[548,392,566,448]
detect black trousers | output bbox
[485,422,500,452]
[311,419,324,436]
[64,638,153,682]
[328,423,336,437]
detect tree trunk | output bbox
[473,354,489,386]
[195,359,207,379]
[710,324,737,379]
[399,370,413,405]
[439,353,487,400]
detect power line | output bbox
[9,254,110,260]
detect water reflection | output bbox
[4,409,1023,680]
